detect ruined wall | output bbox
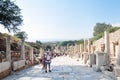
[93,29,120,58]
[93,38,104,52]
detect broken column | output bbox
[30,47,33,64]
[83,39,88,64]
[21,39,25,60]
[6,36,11,62]
[87,39,94,67]
[80,44,84,59]
[84,39,87,52]
[88,39,91,54]
[39,48,44,58]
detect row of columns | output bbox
[5,36,34,68]
[66,31,115,71]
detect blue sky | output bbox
[1,0,120,42]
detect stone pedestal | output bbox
[96,52,105,71]
[13,60,25,71]
[115,45,120,66]
[0,61,10,73]
[0,61,11,79]
[114,67,120,78]
[89,54,95,67]
[83,52,88,64]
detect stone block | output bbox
[96,52,105,70]
[0,61,10,73]
[102,71,115,80]
[13,60,25,71]
[117,77,120,80]
[114,67,120,77]
[92,64,101,72]
[88,54,95,67]
[100,66,109,71]
[0,68,11,79]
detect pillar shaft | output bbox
[21,40,25,60]
[104,31,110,54]
[6,36,11,62]
[104,31,110,65]
[30,47,33,64]
[88,39,91,54]
[84,39,87,52]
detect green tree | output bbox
[107,27,120,33]
[45,45,52,51]
[91,23,120,43]
[60,40,75,46]
[14,31,28,40]
[93,23,112,36]
[27,42,42,50]
[36,40,42,45]
[0,0,23,32]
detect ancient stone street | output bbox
[3,56,113,80]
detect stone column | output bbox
[67,44,69,54]
[39,48,43,58]
[21,40,25,60]
[80,44,84,59]
[83,39,88,64]
[83,52,88,64]
[84,39,87,52]
[74,44,78,57]
[115,45,120,66]
[30,47,33,64]
[6,36,11,62]
[104,31,110,66]
[89,54,95,67]
[71,45,74,57]
[88,39,91,54]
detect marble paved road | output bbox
[3,56,113,80]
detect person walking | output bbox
[45,52,52,73]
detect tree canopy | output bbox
[91,22,120,42]
[14,31,28,40]
[0,0,23,32]
[26,41,42,50]
[59,39,84,46]
[93,23,112,36]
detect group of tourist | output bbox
[41,52,52,73]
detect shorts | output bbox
[45,60,51,65]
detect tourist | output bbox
[45,52,52,72]
[41,54,46,72]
